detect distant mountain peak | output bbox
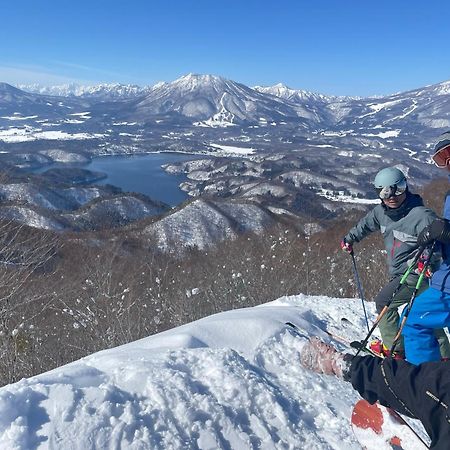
[434,79,450,95]
[172,73,231,91]
[254,83,322,101]
[273,82,291,90]
[132,73,304,125]
[178,73,223,82]
[16,82,150,100]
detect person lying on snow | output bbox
[300,337,450,450]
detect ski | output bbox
[285,322,351,347]
[285,322,377,357]
[351,399,429,449]
[285,321,308,339]
[340,317,353,326]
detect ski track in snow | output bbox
[0,294,427,450]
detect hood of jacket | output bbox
[383,191,424,221]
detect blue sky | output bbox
[1,0,449,96]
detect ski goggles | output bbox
[432,143,450,168]
[375,180,407,199]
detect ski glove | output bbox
[417,218,450,247]
[340,239,353,253]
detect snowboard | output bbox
[351,399,429,449]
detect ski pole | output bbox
[350,250,370,332]
[390,241,436,355]
[352,246,426,359]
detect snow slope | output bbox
[0,294,427,450]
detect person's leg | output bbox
[374,279,426,353]
[377,283,417,351]
[374,278,402,350]
[373,277,402,314]
[403,288,450,364]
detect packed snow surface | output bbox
[0,294,427,449]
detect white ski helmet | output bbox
[373,167,407,199]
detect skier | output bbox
[403,131,450,365]
[300,336,450,450]
[341,167,450,359]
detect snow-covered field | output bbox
[317,189,380,205]
[0,127,105,143]
[209,143,256,156]
[0,294,426,449]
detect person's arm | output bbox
[344,208,380,245]
[414,209,442,271]
[349,356,418,416]
[417,193,450,247]
[417,218,450,247]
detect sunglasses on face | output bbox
[432,143,450,168]
[375,180,407,199]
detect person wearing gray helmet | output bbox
[341,166,450,359]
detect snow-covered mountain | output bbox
[333,79,450,137]
[17,83,151,101]
[126,74,310,126]
[0,82,89,117]
[0,293,427,449]
[142,198,280,252]
[0,178,168,231]
[254,82,340,104]
[6,75,450,133]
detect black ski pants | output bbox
[348,356,450,450]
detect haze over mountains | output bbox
[0,73,449,248]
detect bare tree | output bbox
[0,221,59,384]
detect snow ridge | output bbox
[0,293,429,449]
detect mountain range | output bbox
[2,74,449,149]
[0,73,449,243]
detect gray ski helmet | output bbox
[373,167,407,199]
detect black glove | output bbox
[417,218,450,246]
